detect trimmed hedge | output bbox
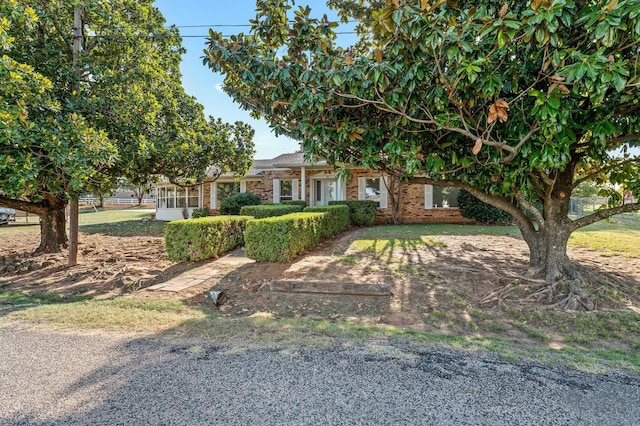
[457,190,513,224]
[239,204,303,218]
[165,215,252,262]
[282,200,307,208]
[303,205,350,238]
[219,192,261,215]
[328,200,377,226]
[244,206,350,262]
[244,212,326,262]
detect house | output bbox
[154,153,469,223]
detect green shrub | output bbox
[457,190,513,224]
[303,205,350,238]
[165,215,252,262]
[328,200,377,226]
[219,192,261,215]
[240,204,303,218]
[244,212,326,262]
[282,200,307,208]
[191,207,210,218]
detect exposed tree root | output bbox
[526,261,598,311]
[478,283,514,308]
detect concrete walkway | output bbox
[147,248,254,292]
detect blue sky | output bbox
[153,0,345,159]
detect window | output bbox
[273,179,298,203]
[212,181,242,209]
[156,186,200,209]
[187,187,200,208]
[280,180,293,201]
[425,185,460,209]
[218,182,240,204]
[358,177,387,208]
[156,188,167,208]
[176,186,186,208]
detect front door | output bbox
[314,179,337,206]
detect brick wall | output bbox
[197,169,471,224]
[343,169,470,224]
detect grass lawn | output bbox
[0,208,166,238]
[568,212,640,258]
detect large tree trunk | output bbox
[0,195,68,254]
[518,165,593,309]
[521,225,573,283]
[36,196,68,253]
[38,206,67,253]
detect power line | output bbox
[84,31,357,39]
[166,20,359,29]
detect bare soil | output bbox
[2,224,640,344]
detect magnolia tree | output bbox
[1,0,254,253]
[205,0,640,308]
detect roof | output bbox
[206,152,327,178]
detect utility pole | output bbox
[69,4,84,267]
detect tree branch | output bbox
[0,197,44,215]
[515,192,545,228]
[571,202,640,231]
[607,133,640,146]
[407,176,536,235]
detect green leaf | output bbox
[547,96,561,109]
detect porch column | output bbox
[337,175,342,200]
[301,167,306,203]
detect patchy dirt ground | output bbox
[0,224,189,298]
[3,223,639,343]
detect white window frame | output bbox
[273,179,299,203]
[358,176,388,208]
[425,185,459,209]
[156,185,201,210]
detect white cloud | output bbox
[214,83,224,92]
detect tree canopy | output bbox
[205,0,640,307]
[1,0,254,252]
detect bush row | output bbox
[239,204,303,218]
[164,215,252,262]
[328,200,377,226]
[282,200,307,208]
[166,200,373,263]
[243,212,325,262]
[244,205,350,262]
[303,205,350,239]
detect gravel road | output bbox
[1,329,639,425]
